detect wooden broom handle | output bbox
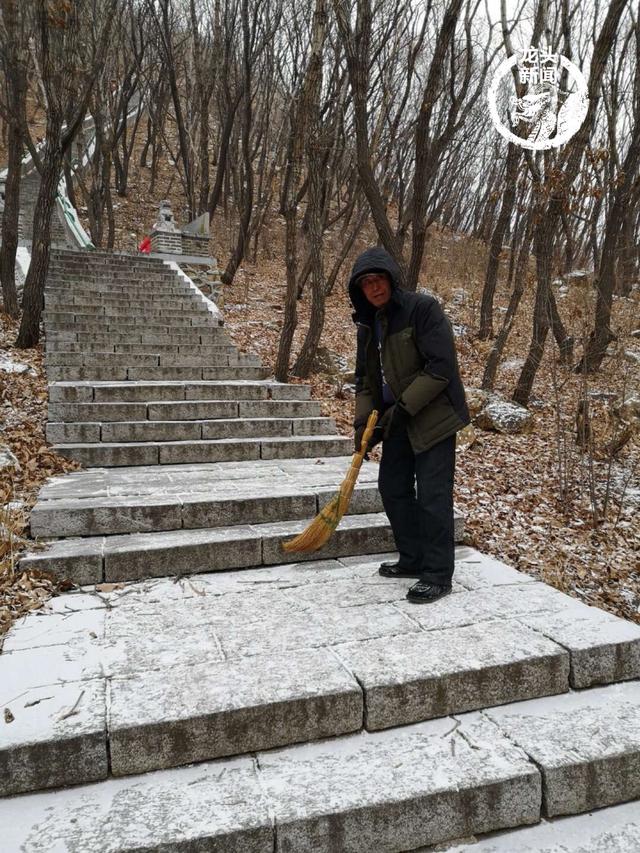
[357,409,379,458]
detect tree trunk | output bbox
[548,285,574,364]
[331,0,407,280]
[478,144,521,339]
[274,7,321,380]
[559,208,575,274]
[63,153,78,211]
[616,204,638,296]
[291,141,326,376]
[577,40,640,372]
[140,116,152,167]
[482,215,533,391]
[221,10,253,288]
[0,116,23,317]
[0,0,27,318]
[16,148,63,347]
[207,97,241,217]
[513,211,554,406]
[275,207,299,382]
[325,202,368,295]
[291,0,328,377]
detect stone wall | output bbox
[151,230,182,254]
[181,233,210,257]
[180,263,224,308]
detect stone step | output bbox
[44,306,213,321]
[45,295,202,310]
[31,456,360,538]
[46,365,268,382]
[49,258,172,270]
[46,275,182,286]
[433,800,640,851]
[50,251,168,261]
[6,768,640,853]
[47,330,232,346]
[50,316,222,332]
[48,260,175,270]
[2,552,639,821]
[47,258,180,268]
[46,284,193,296]
[45,342,237,356]
[30,456,366,537]
[47,398,321,422]
[45,278,182,288]
[45,352,240,368]
[47,262,178,271]
[44,312,216,329]
[45,284,204,301]
[48,258,175,270]
[44,298,211,313]
[45,310,220,326]
[45,281,197,294]
[48,379,311,403]
[21,511,410,584]
[44,307,210,323]
[47,268,175,278]
[50,251,166,261]
[50,433,353,467]
[0,722,539,849]
[45,415,337,447]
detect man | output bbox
[349,247,470,603]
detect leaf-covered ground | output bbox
[0,316,80,635]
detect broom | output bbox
[282,409,379,554]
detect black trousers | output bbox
[378,428,456,586]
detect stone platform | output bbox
[2,548,640,850]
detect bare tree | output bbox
[0,0,29,317]
[290,0,328,377]
[16,0,117,348]
[274,0,317,381]
[576,13,639,372]
[221,0,283,284]
[513,0,629,406]
[334,0,497,291]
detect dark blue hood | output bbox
[348,247,403,322]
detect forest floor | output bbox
[1,151,638,634]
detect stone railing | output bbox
[1,92,143,253]
[164,260,223,324]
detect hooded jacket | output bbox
[348,247,470,454]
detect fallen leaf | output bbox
[95,583,125,593]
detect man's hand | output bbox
[354,423,366,453]
[379,403,410,438]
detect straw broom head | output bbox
[282,409,379,554]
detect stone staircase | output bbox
[2,246,640,850]
[44,248,349,467]
[17,172,68,245]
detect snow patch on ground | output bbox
[0,353,35,375]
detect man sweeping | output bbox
[349,247,470,604]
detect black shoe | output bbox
[406,581,452,604]
[378,561,422,579]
